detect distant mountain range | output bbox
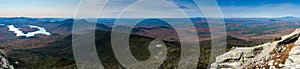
[1,17,300,41]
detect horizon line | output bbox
[0,16,298,19]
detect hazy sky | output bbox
[0,0,79,17]
[1,0,300,18]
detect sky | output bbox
[1,0,300,18]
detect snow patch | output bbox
[7,25,51,37]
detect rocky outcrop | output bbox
[211,28,300,69]
[0,49,14,69]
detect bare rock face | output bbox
[211,28,300,69]
[0,49,14,69]
[284,46,300,68]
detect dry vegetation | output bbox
[251,42,295,69]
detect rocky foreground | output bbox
[0,49,14,69]
[211,28,300,69]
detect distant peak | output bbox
[282,16,295,18]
